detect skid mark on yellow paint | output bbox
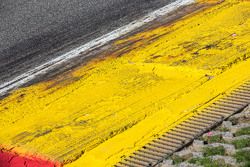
[115,0,250,74]
[0,65,208,163]
[66,59,250,167]
[0,0,250,166]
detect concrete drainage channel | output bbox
[116,80,250,167]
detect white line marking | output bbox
[0,0,194,96]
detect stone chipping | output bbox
[158,105,250,167]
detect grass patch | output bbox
[235,127,250,136]
[171,156,184,165]
[188,157,213,166]
[203,146,225,156]
[188,157,228,167]
[203,135,225,144]
[217,127,229,132]
[232,138,250,149]
[234,150,250,167]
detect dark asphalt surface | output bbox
[0,0,175,85]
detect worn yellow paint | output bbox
[0,0,249,166]
[68,58,250,167]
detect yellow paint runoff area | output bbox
[68,59,250,167]
[0,65,207,161]
[0,0,249,166]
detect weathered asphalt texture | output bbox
[0,0,175,85]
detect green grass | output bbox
[171,156,184,164]
[232,138,250,149]
[234,150,250,167]
[203,146,226,156]
[188,157,229,167]
[203,135,225,144]
[235,127,250,136]
[188,157,214,166]
[217,127,229,132]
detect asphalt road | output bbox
[0,0,175,86]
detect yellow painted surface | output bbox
[68,59,250,167]
[0,0,249,166]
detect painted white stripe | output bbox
[0,0,194,96]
